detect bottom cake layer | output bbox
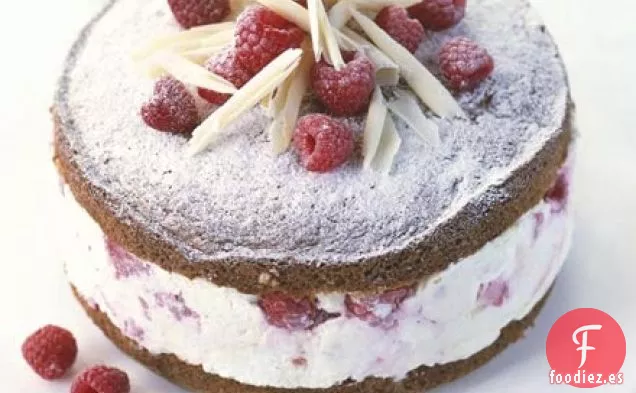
[74,286,552,393]
[62,157,572,389]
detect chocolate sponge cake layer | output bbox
[55,113,572,295]
[54,0,573,295]
[74,285,552,393]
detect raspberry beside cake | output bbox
[53,0,574,391]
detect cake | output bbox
[53,0,574,391]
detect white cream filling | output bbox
[62,189,572,389]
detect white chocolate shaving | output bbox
[373,61,400,86]
[316,0,345,69]
[339,28,399,86]
[268,78,291,117]
[188,49,303,155]
[268,46,313,154]
[354,0,420,12]
[187,21,236,33]
[152,51,237,93]
[255,0,310,31]
[388,91,441,147]
[261,90,275,112]
[350,9,464,118]
[328,0,420,29]
[335,29,357,51]
[328,0,353,30]
[135,30,233,75]
[181,45,226,64]
[195,29,234,47]
[307,0,324,61]
[132,22,234,61]
[362,88,388,168]
[135,61,167,79]
[370,115,402,175]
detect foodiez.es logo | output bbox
[546,308,626,388]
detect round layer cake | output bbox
[53,0,574,391]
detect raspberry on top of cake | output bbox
[133,0,494,175]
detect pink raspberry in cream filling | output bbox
[258,292,338,331]
[477,279,510,307]
[345,286,415,328]
[155,292,199,323]
[105,238,150,279]
[123,319,145,341]
[544,170,570,213]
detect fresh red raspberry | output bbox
[167,0,230,29]
[258,292,337,330]
[198,50,254,105]
[438,37,494,91]
[71,365,130,393]
[375,6,425,53]
[311,51,375,116]
[141,77,200,133]
[293,114,354,173]
[345,286,415,328]
[22,325,78,380]
[234,5,306,74]
[408,0,466,31]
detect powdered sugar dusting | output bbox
[56,0,569,263]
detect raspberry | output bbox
[375,6,425,53]
[292,357,308,367]
[105,238,150,279]
[71,366,130,393]
[477,279,509,307]
[141,77,200,133]
[168,0,230,29]
[408,0,466,31]
[234,6,305,74]
[123,319,145,341]
[438,37,494,91]
[345,286,415,328]
[311,51,375,116]
[155,292,200,322]
[258,292,338,330]
[293,114,354,172]
[22,325,77,380]
[198,50,254,105]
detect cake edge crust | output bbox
[54,104,573,295]
[73,284,553,393]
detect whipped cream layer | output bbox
[63,172,572,389]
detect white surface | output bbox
[64,185,571,388]
[0,0,634,392]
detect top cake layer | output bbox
[55,0,570,292]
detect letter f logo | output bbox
[572,324,602,368]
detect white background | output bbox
[0,0,634,392]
